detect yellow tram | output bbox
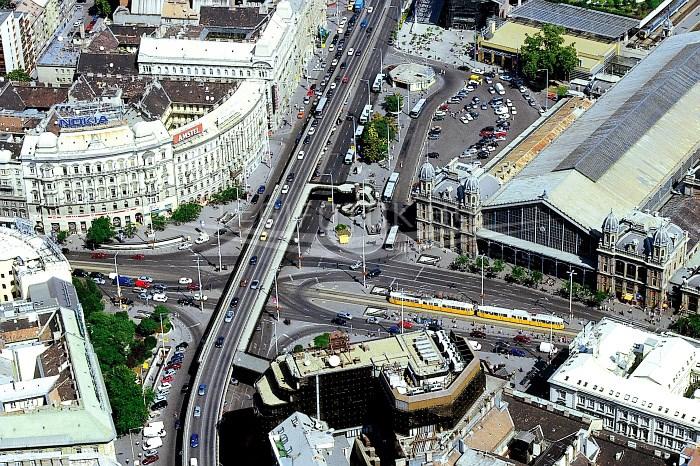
[388,291,565,330]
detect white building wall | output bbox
[15,81,268,232]
[137,0,325,129]
[550,384,700,452]
[0,12,27,73]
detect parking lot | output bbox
[421,73,541,168]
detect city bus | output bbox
[372,73,384,92]
[315,97,328,117]
[409,98,426,118]
[359,104,373,123]
[382,172,399,202]
[384,225,399,250]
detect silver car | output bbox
[194,406,201,417]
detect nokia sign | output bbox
[58,115,110,129]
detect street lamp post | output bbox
[537,68,549,112]
[567,269,577,323]
[295,217,302,269]
[361,78,371,107]
[322,173,335,226]
[114,252,122,307]
[361,180,367,288]
[480,254,485,306]
[195,255,204,312]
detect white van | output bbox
[194,233,209,244]
[142,436,163,450]
[495,83,505,95]
[344,149,354,165]
[190,459,199,466]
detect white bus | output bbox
[409,98,427,118]
[315,97,328,117]
[359,104,373,123]
[384,225,399,250]
[372,73,384,92]
[495,83,505,95]
[382,172,399,202]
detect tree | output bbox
[671,315,700,339]
[136,318,159,337]
[55,230,69,244]
[313,333,330,349]
[470,256,490,273]
[293,344,305,353]
[152,305,172,332]
[529,270,544,286]
[491,259,505,274]
[6,69,30,82]
[360,115,397,163]
[86,217,115,247]
[88,312,135,371]
[520,25,577,82]
[556,85,569,99]
[73,278,105,319]
[170,203,202,223]
[210,186,243,204]
[123,223,137,238]
[507,266,527,284]
[589,290,609,306]
[105,365,149,435]
[95,0,111,17]
[150,214,166,231]
[451,254,470,271]
[383,93,404,114]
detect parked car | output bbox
[142,455,159,465]
[510,348,526,357]
[152,293,168,302]
[190,433,199,448]
[91,252,108,259]
[514,335,531,344]
[470,330,486,338]
[194,406,201,417]
[178,277,193,285]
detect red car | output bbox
[187,283,199,291]
[514,335,531,344]
[91,252,108,259]
[398,320,414,330]
[165,363,182,371]
[142,455,159,465]
[132,253,145,260]
[161,375,174,383]
[342,75,349,83]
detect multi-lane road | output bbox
[182,3,397,465]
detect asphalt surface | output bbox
[182,3,395,465]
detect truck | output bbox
[354,0,364,11]
[359,104,373,123]
[538,342,558,354]
[142,436,163,450]
[113,275,134,287]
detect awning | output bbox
[622,293,634,302]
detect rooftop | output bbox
[549,319,700,430]
[506,393,669,466]
[509,0,639,40]
[269,412,350,466]
[0,299,115,449]
[199,6,269,29]
[77,52,138,76]
[484,31,700,233]
[660,193,700,251]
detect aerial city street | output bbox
[0,0,699,463]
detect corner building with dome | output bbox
[413,33,700,308]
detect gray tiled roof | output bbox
[510,0,639,40]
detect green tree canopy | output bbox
[6,69,31,82]
[95,0,112,16]
[136,318,159,337]
[86,217,115,247]
[360,115,397,163]
[73,278,105,319]
[171,203,202,223]
[382,93,404,114]
[150,213,166,231]
[105,365,149,434]
[152,305,172,332]
[520,24,577,83]
[88,311,135,371]
[671,315,700,339]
